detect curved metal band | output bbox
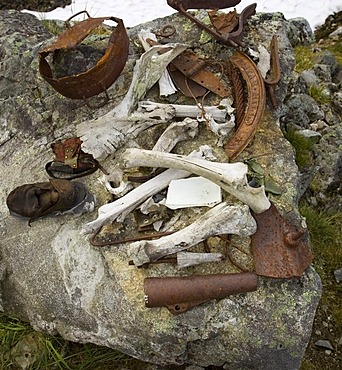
[39,16,129,99]
[224,51,266,160]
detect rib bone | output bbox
[123,148,271,214]
[127,203,256,266]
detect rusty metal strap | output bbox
[39,15,129,100]
[169,49,229,97]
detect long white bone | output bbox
[123,148,271,214]
[127,203,256,266]
[131,99,234,123]
[82,147,210,235]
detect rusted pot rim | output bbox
[39,13,129,100]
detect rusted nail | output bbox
[264,35,281,108]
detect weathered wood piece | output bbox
[127,203,256,266]
[123,148,271,214]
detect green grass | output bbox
[299,202,342,324]
[308,85,331,105]
[0,314,145,369]
[283,128,314,169]
[294,46,316,73]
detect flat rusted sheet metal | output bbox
[144,272,257,314]
[39,17,129,99]
[224,50,266,160]
[169,50,229,98]
[251,203,313,279]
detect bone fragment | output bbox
[112,42,187,119]
[176,252,224,268]
[82,147,211,235]
[97,167,133,197]
[138,30,177,96]
[127,203,256,266]
[152,118,198,153]
[123,148,271,214]
[78,42,187,160]
[133,99,233,122]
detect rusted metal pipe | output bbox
[144,272,257,314]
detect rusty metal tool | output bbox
[263,35,281,108]
[167,0,255,47]
[39,11,129,101]
[224,50,266,160]
[144,272,257,314]
[251,203,313,279]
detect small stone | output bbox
[323,321,329,328]
[315,339,334,351]
[297,129,322,144]
[325,350,332,355]
[329,26,342,38]
[315,330,322,336]
[334,268,342,283]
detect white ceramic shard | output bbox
[165,177,222,209]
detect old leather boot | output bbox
[6,179,93,223]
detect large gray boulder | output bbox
[0,9,321,369]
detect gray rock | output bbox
[284,94,325,129]
[0,9,322,370]
[329,26,342,38]
[300,70,320,87]
[298,129,322,144]
[334,268,342,283]
[314,340,334,351]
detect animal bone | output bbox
[138,30,178,97]
[82,147,211,235]
[78,42,188,160]
[131,99,234,123]
[123,148,271,214]
[152,118,198,152]
[127,203,256,266]
[176,252,224,269]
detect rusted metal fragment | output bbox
[167,0,241,11]
[264,35,281,108]
[208,9,239,34]
[144,272,257,314]
[169,50,229,97]
[251,203,313,279]
[224,51,266,160]
[167,0,255,47]
[39,16,129,99]
[224,3,256,46]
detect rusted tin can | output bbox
[144,272,257,314]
